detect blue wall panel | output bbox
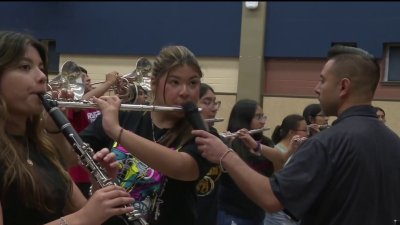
[2,2,400,58]
[265,2,400,58]
[0,2,242,57]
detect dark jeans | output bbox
[217,210,263,225]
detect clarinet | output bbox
[39,94,148,225]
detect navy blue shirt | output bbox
[270,105,400,225]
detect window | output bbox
[40,39,59,75]
[384,44,400,82]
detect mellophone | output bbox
[39,94,148,225]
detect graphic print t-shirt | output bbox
[111,138,166,219]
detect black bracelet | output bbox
[116,128,124,144]
[45,128,62,134]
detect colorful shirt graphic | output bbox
[112,142,165,220]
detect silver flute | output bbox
[52,99,202,112]
[39,94,148,225]
[204,117,224,123]
[308,124,331,129]
[220,127,270,138]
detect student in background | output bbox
[216,99,274,225]
[302,103,330,137]
[264,114,308,225]
[270,114,308,170]
[195,83,222,225]
[374,106,386,123]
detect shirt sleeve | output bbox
[79,113,112,152]
[180,126,220,180]
[269,138,333,219]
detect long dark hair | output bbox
[200,83,215,98]
[271,114,304,144]
[227,99,270,159]
[303,103,322,125]
[228,99,256,131]
[0,31,72,212]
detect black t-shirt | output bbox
[218,135,275,222]
[195,126,224,225]
[80,111,213,225]
[0,138,68,225]
[270,105,400,225]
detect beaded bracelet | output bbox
[219,148,234,173]
[60,217,68,225]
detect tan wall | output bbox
[57,55,239,91]
[263,97,400,137]
[55,55,400,136]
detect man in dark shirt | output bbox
[192,45,400,225]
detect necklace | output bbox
[26,139,33,166]
[151,121,168,143]
[151,121,157,142]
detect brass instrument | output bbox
[47,61,85,100]
[92,57,152,103]
[220,127,270,138]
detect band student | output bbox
[192,45,400,224]
[0,31,134,225]
[195,83,223,225]
[215,99,275,225]
[79,45,217,225]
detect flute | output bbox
[308,124,331,130]
[48,99,202,112]
[220,127,270,138]
[204,117,224,123]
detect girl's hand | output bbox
[236,128,258,150]
[92,148,119,180]
[92,96,122,140]
[74,185,134,225]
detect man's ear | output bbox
[339,77,351,98]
